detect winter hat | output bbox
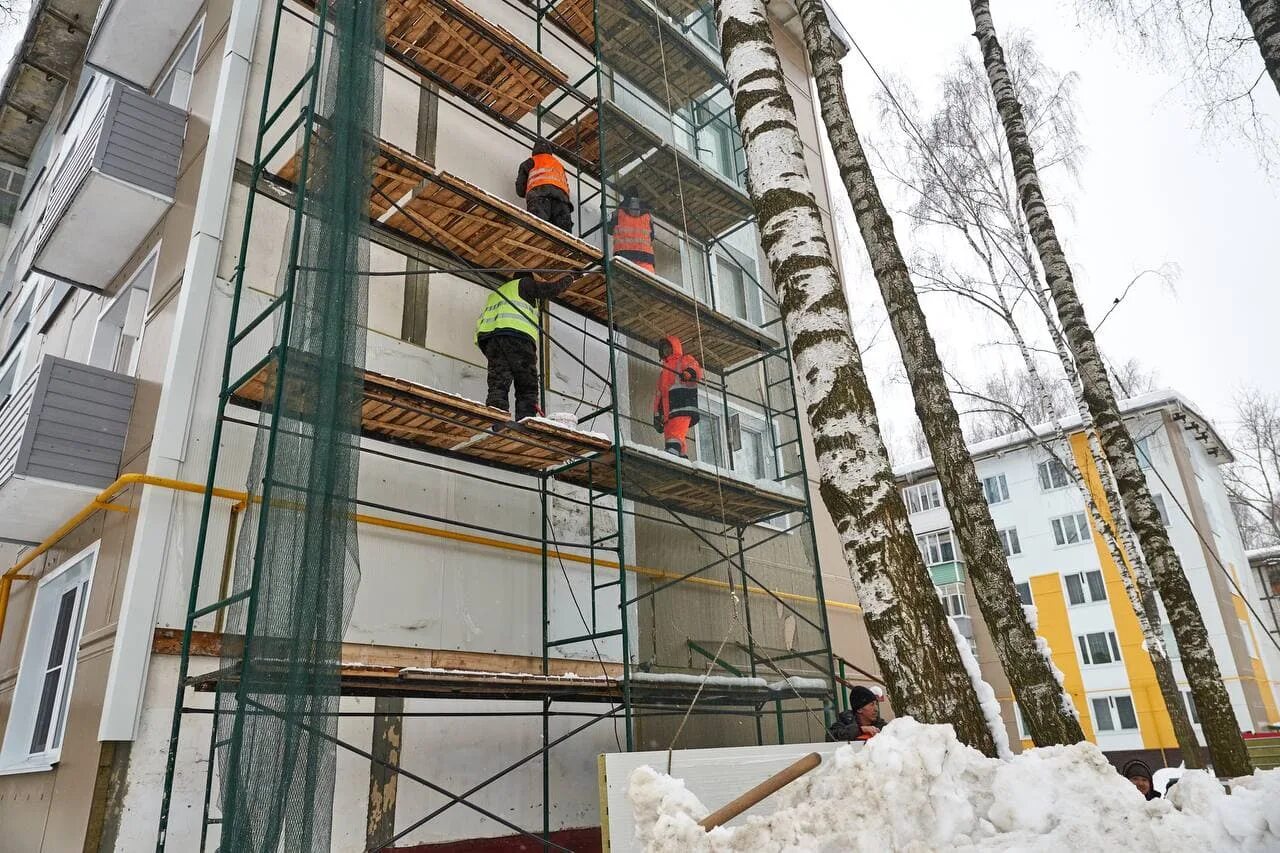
[848,685,879,711]
[1121,759,1154,782]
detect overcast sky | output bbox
[823,0,1280,460]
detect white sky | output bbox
[824,0,1280,460]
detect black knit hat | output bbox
[848,685,879,711]
[1122,759,1154,782]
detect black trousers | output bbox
[526,191,573,232]
[480,334,540,420]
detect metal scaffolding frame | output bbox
[155,0,838,849]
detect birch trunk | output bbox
[971,0,1250,775]
[714,0,996,755]
[797,0,1083,747]
[1240,0,1280,100]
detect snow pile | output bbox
[947,617,1012,759]
[627,718,1280,852]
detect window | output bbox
[982,473,1010,504]
[154,21,203,110]
[1077,630,1122,666]
[0,543,97,773]
[1016,581,1033,606]
[1013,703,1030,740]
[903,480,943,514]
[1161,621,1180,659]
[735,420,771,481]
[1091,694,1139,732]
[695,411,725,467]
[1135,435,1154,469]
[1037,458,1071,490]
[937,582,967,617]
[1051,512,1091,547]
[1064,570,1107,605]
[917,530,956,566]
[1152,494,1171,526]
[715,253,762,326]
[1183,690,1200,725]
[998,527,1022,557]
[89,248,158,376]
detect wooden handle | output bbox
[697,752,822,831]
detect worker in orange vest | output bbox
[652,335,702,458]
[516,139,573,232]
[607,189,656,272]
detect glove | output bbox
[681,368,698,382]
[653,412,665,433]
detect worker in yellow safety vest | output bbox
[607,189,656,272]
[475,272,574,421]
[516,140,573,232]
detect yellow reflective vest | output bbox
[475,278,538,343]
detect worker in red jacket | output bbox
[516,139,573,232]
[607,190,656,272]
[652,335,701,458]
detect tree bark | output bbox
[1240,0,1280,100]
[797,0,1083,747]
[971,0,1251,775]
[713,0,996,755]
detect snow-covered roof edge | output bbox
[768,0,853,56]
[1246,546,1280,565]
[894,389,1234,481]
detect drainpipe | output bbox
[97,0,263,742]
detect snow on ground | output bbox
[628,718,1280,852]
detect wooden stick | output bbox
[697,752,821,831]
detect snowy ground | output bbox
[628,718,1280,851]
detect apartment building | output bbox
[1249,546,1280,658]
[899,392,1280,765]
[0,0,874,849]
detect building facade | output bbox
[0,0,875,850]
[899,392,1280,764]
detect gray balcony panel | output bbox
[86,0,203,88]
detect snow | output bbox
[397,666,608,681]
[947,617,1012,759]
[624,440,802,498]
[520,414,611,443]
[629,671,768,689]
[628,718,1280,851]
[1023,604,1078,719]
[766,677,829,693]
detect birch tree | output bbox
[971,0,1251,775]
[712,0,996,754]
[1226,389,1280,549]
[796,0,1083,746]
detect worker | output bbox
[475,271,574,421]
[828,685,886,742]
[607,189,656,272]
[1121,759,1161,801]
[652,335,701,458]
[516,139,573,232]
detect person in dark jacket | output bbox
[829,685,886,742]
[1122,759,1161,800]
[607,189,656,272]
[475,272,574,420]
[516,139,573,232]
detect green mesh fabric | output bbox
[215,0,384,848]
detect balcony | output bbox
[0,356,136,543]
[928,560,966,586]
[30,81,186,293]
[85,0,203,87]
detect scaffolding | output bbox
[156,0,840,848]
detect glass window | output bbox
[903,481,943,514]
[1152,493,1171,526]
[715,254,761,325]
[1184,690,1200,725]
[1114,695,1138,730]
[1091,695,1138,731]
[1015,581,1033,606]
[1013,702,1030,739]
[1078,630,1121,665]
[1051,512,1090,546]
[998,527,1021,557]
[1135,435,1153,469]
[154,22,203,110]
[695,412,724,467]
[937,582,967,617]
[1066,570,1107,604]
[982,473,1010,504]
[1038,458,1070,490]
[916,530,956,566]
[1091,697,1114,731]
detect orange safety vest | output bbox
[527,152,569,194]
[612,209,653,256]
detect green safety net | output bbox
[215,0,384,848]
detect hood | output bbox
[532,139,554,155]
[1122,759,1154,781]
[662,335,684,358]
[622,194,649,213]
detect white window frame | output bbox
[1064,569,1107,606]
[936,581,967,617]
[1183,690,1200,725]
[997,526,1021,557]
[0,541,99,775]
[1051,511,1091,547]
[1015,581,1033,606]
[903,480,943,514]
[1091,694,1139,732]
[982,473,1010,505]
[153,19,204,110]
[1013,703,1030,740]
[1037,457,1071,491]
[1135,435,1154,469]
[916,529,957,566]
[711,247,763,328]
[1077,630,1122,666]
[88,245,159,376]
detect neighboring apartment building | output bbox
[0,0,875,850]
[899,392,1280,766]
[1248,546,1280,658]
